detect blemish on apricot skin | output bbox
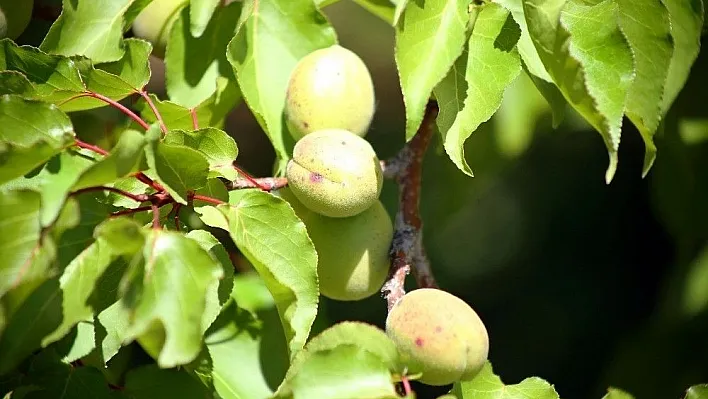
[415,337,424,347]
[310,172,323,183]
[435,326,442,333]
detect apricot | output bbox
[0,0,33,40]
[279,188,393,301]
[285,45,375,140]
[385,288,489,386]
[131,0,187,58]
[286,129,382,218]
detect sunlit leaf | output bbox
[163,128,238,180]
[396,0,468,140]
[227,0,337,170]
[449,362,560,398]
[190,0,221,37]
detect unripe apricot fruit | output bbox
[386,288,489,386]
[280,188,393,301]
[132,0,187,58]
[286,129,383,218]
[285,45,375,140]
[0,0,33,40]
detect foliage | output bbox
[0,0,705,398]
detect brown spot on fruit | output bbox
[415,337,424,347]
[435,326,442,333]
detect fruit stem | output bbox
[381,100,439,311]
[189,108,199,130]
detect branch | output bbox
[64,92,151,131]
[381,101,439,311]
[232,163,283,191]
[71,186,149,203]
[138,90,168,135]
[226,177,288,191]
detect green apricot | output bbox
[286,129,383,218]
[285,45,375,140]
[386,288,489,386]
[280,188,393,301]
[0,0,33,40]
[131,0,187,58]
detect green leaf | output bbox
[492,0,566,125]
[73,129,147,190]
[395,0,469,140]
[449,362,560,399]
[185,230,235,332]
[0,279,63,375]
[434,3,521,176]
[0,40,152,112]
[42,240,116,346]
[661,0,704,115]
[616,0,673,176]
[18,349,114,398]
[123,365,211,398]
[40,0,138,63]
[96,301,132,364]
[166,3,240,108]
[0,95,74,149]
[686,385,708,399]
[282,322,399,392]
[137,78,241,130]
[120,230,224,368]
[602,387,635,399]
[163,128,238,180]
[0,141,59,186]
[393,0,409,26]
[351,0,396,25]
[55,320,97,363]
[196,190,318,359]
[227,0,337,169]
[275,344,398,399]
[523,0,634,183]
[201,298,277,399]
[0,189,56,298]
[145,134,210,205]
[190,0,221,37]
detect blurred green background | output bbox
[19,1,708,398]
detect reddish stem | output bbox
[111,206,152,217]
[70,91,150,131]
[232,163,272,191]
[75,139,109,156]
[189,108,199,130]
[139,90,168,135]
[71,186,148,203]
[401,375,412,397]
[173,203,182,231]
[192,194,226,205]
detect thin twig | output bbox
[192,194,226,205]
[111,206,152,218]
[152,203,161,230]
[232,163,275,191]
[139,90,168,135]
[68,92,150,131]
[381,101,439,311]
[226,177,288,191]
[74,139,109,156]
[71,186,149,203]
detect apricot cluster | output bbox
[278,45,391,301]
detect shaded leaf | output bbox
[0,189,56,298]
[190,0,221,37]
[73,129,147,190]
[0,279,63,375]
[435,3,521,176]
[137,78,240,131]
[40,0,137,63]
[523,0,634,183]
[227,0,337,169]
[124,365,211,398]
[449,362,560,398]
[396,0,468,140]
[164,128,238,180]
[0,40,151,112]
[0,141,62,188]
[145,133,209,205]
[120,230,224,368]
[166,3,240,108]
[196,190,318,359]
